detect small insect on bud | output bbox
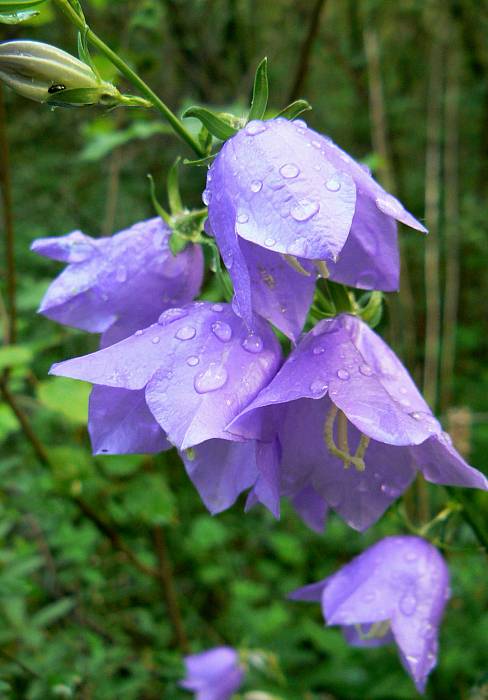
[0,40,121,106]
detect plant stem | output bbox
[288,0,328,101]
[445,487,488,554]
[0,85,16,344]
[52,0,205,157]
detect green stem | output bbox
[52,0,205,157]
[445,486,488,553]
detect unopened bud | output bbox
[0,40,120,106]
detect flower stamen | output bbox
[314,260,330,278]
[282,254,311,276]
[324,405,369,471]
[355,620,391,640]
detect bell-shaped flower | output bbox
[230,314,487,531]
[32,217,204,344]
[205,117,426,330]
[180,646,244,700]
[50,301,282,512]
[289,536,450,693]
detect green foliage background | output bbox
[1,1,488,698]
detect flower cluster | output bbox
[34,117,487,694]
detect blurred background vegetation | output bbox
[0,0,487,698]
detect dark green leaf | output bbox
[0,345,33,370]
[248,56,269,122]
[182,107,237,140]
[0,0,46,10]
[275,99,312,120]
[167,157,182,215]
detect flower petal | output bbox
[413,432,488,490]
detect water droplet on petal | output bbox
[375,193,404,218]
[158,308,188,325]
[135,329,144,336]
[291,199,320,222]
[311,139,322,149]
[337,368,350,380]
[237,212,249,224]
[242,333,263,353]
[264,237,275,247]
[313,345,325,355]
[151,336,160,344]
[175,325,196,340]
[359,363,373,376]
[246,120,266,136]
[212,303,224,312]
[194,363,228,393]
[294,119,307,129]
[310,379,328,396]
[250,179,263,193]
[325,481,344,508]
[186,355,199,366]
[116,265,127,282]
[211,321,232,342]
[279,163,300,179]
[399,591,417,616]
[325,175,341,192]
[410,411,421,420]
[202,188,212,205]
[380,483,402,498]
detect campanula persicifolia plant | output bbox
[1,1,487,697]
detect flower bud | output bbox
[0,40,120,105]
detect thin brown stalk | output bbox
[288,0,328,101]
[440,46,461,412]
[153,525,189,653]
[0,85,16,344]
[423,34,444,409]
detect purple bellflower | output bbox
[230,314,488,531]
[50,301,283,514]
[180,646,244,700]
[205,117,426,332]
[289,536,450,693]
[32,217,204,345]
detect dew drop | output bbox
[359,363,373,376]
[186,355,199,367]
[135,329,144,336]
[337,368,350,380]
[312,345,325,355]
[325,175,341,192]
[293,119,307,131]
[175,325,196,341]
[158,307,188,325]
[404,550,418,563]
[212,303,224,312]
[264,237,276,247]
[151,336,160,344]
[237,212,249,224]
[380,483,402,498]
[202,188,212,205]
[310,379,328,396]
[279,163,300,179]
[250,179,263,193]
[291,199,320,222]
[325,481,344,508]
[410,411,421,420]
[311,139,322,149]
[399,592,417,616]
[211,321,232,342]
[242,333,263,353]
[194,363,228,393]
[246,120,266,136]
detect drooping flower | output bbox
[32,217,204,344]
[180,646,244,700]
[230,314,488,531]
[289,536,450,693]
[205,117,426,330]
[50,302,282,513]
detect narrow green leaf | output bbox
[0,9,38,22]
[275,99,312,120]
[32,598,75,628]
[147,174,171,224]
[183,154,216,167]
[182,107,237,141]
[0,0,46,10]
[167,157,183,215]
[37,377,90,426]
[248,57,269,122]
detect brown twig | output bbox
[0,85,16,344]
[153,525,189,653]
[288,0,328,101]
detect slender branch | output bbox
[153,525,189,653]
[440,44,460,411]
[423,32,444,409]
[51,0,205,157]
[0,378,158,579]
[288,0,328,101]
[0,85,16,344]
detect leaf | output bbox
[167,157,182,215]
[0,0,46,10]
[183,154,216,167]
[359,291,383,328]
[31,598,75,628]
[0,345,33,371]
[275,99,312,120]
[0,404,18,442]
[114,473,176,525]
[248,57,269,122]
[79,121,171,162]
[46,87,117,108]
[0,9,38,22]
[37,377,90,426]
[182,107,237,140]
